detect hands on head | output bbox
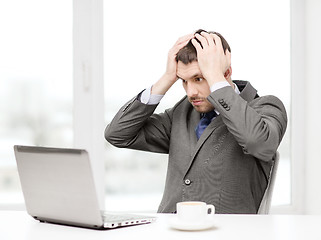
[151,30,231,95]
[163,33,194,84]
[192,31,232,86]
[151,33,193,95]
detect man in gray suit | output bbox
[105,29,287,214]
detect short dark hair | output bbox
[176,29,231,64]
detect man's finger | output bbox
[191,38,203,52]
[172,38,192,55]
[212,34,223,50]
[194,33,209,49]
[175,33,194,45]
[171,33,194,55]
[200,31,215,47]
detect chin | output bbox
[194,107,212,113]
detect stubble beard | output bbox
[188,97,214,113]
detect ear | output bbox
[224,67,232,80]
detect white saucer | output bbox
[168,217,216,231]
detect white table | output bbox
[1,211,320,240]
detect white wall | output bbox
[304,0,321,214]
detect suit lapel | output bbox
[188,108,200,154]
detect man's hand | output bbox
[151,33,194,95]
[191,32,231,87]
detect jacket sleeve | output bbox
[207,86,288,162]
[104,94,172,154]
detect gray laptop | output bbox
[14,145,156,229]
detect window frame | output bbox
[73,0,105,210]
[270,0,305,214]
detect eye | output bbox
[181,79,187,84]
[195,77,204,82]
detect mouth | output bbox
[191,99,204,106]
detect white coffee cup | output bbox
[176,201,215,224]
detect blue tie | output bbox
[195,111,216,140]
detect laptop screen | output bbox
[14,145,103,228]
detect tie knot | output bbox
[202,111,216,121]
[195,111,217,140]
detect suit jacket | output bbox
[105,80,287,214]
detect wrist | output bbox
[151,74,176,95]
[206,73,226,87]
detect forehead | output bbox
[177,61,202,80]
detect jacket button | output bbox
[184,179,191,185]
[218,99,224,104]
[242,147,248,153]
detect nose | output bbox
[185,82,198,97]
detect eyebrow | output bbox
[191,73,202,78]
[177,73,203,81]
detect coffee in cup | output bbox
[176,201,215,224]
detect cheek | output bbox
[204,88,211,96]
[200,83,211,96]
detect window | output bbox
[0,0,291,212]
[0,0,72,208]
[104,0,291,211]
